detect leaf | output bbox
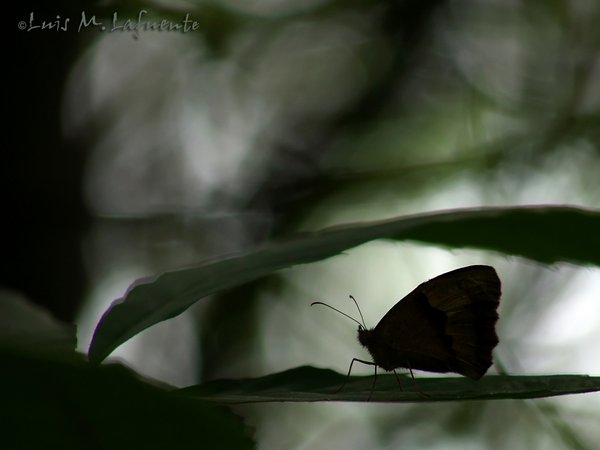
[2,350,255,450]
[0,289,77,355]
[89,206,600,363]
[179,366,600,403]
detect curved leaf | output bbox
[89,206,600,363]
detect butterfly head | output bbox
[357,325,373,347]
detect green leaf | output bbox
[89,206,600,363]
[2,350,255,450]
[179,366,600,403]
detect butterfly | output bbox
[312,265,501,397]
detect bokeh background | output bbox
[9,0,600,448]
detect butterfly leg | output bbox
[406,364,430,398]
[392,370,404,391]
[337,358,377,400]
[367,365,377,402]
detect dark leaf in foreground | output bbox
[3,350,255,450]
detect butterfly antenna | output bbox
[348,295,367,329]
[311,302,363,328]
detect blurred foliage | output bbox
[9,0,600,449]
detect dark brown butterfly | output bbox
[312,265,501,394]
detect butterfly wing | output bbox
[420,265,501,378]
[360,265,501,379]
